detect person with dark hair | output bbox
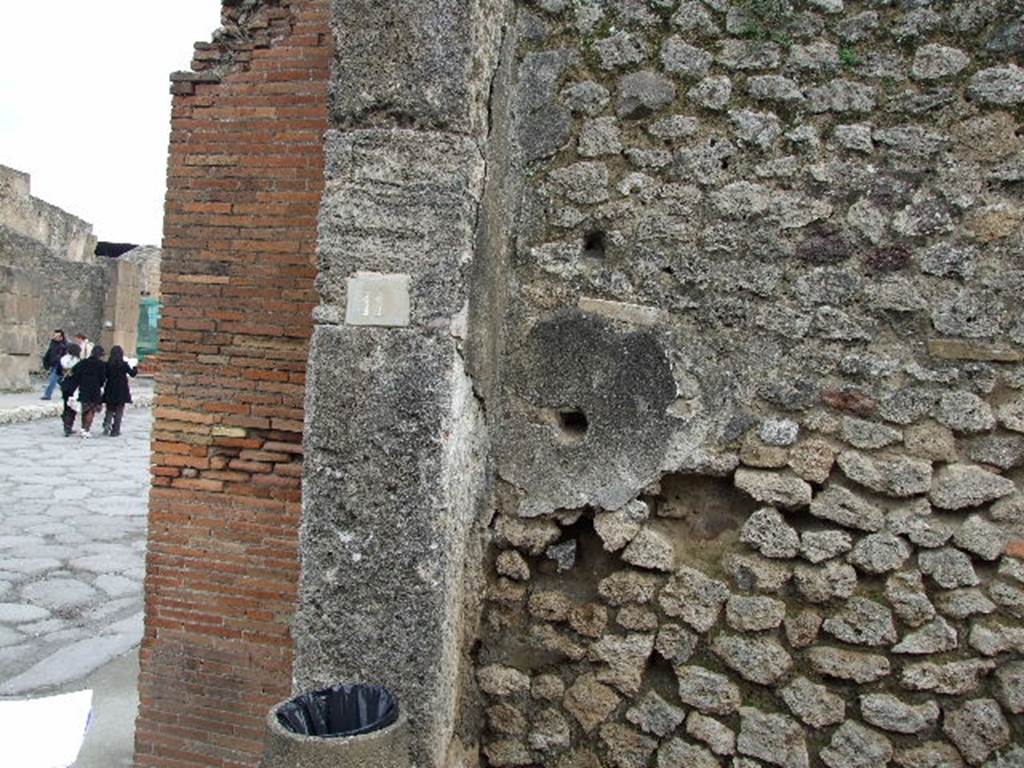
[59,342,83,436]
[102,345,138,437]
[68,345,106,439]
[40,329,67,400]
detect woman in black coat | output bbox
[70,345,106,438]
[102,346,138,437]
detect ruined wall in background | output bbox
[0,165,97,264]
[133,0,331,765]
[0,166,105,390]
[478,2,1024,767]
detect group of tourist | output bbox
[40,329,138,438]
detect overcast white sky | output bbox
[0,1,221,245]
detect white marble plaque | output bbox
[345,272,411,327]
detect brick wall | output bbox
[134,2,330,765]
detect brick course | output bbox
[134,2,330,765]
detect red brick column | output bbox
[134,2,330,765]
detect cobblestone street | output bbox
[0,410,150,695]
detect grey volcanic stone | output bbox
[734,470,812,510]
[561,80,610,116]
[823,597,897,646]
[684,716,733,757]
[599,570,661,606]
[953,516,1008,560]
[531,675,563,702]
[793,561,858,603]
[965,434,1024,470]
[969,620,1024,657]
[657,738,719,768]
[930,465,1015,510]
[726,595,786,631]
[837,451,933,497]
[655,623,698,664]
[887,499,954,548]
[495,515,561,555]
[990,580,1024,619]
[711,633,792,685]
[591,633,654,696]
[688,76,733,110]
[548,162,609,204]
[529,708,571,752]
[546,540,576,572]
[599,723,657,768]
[747,76,803,104]
[801,529,853,563]
[595,31,648,70]
[718,40,781,71]
[935,589,996,620]
[841,417,902,449]
[675,665,741,715]
[660,37,712,78]
[893,617,958,654]
[625,691,685,738]
[741,507,800,558]
[495,550,530,581]
[686,712,735,755]
[617,71,676,118]
[730,110,782,152]
[860,694,939,734]
[578,118,623,159]
[894,741,966,768]
[622,528,675,572]
[482,738,529,766]
[920,548,980,589]
[808,647,890,683]
[780,677,845,728]
[901,659,996,696]
[912,44,970,81]
[821,721,893,768]
[478,665,530,697]
[760,419,799,447]
[807,80,876,113]
[942,699,1010,765]
[885,570,936,627]
[811,486,885,531]
[736,708,809,768]
[784,609,822,648]
[993,661,1024,714]
[848,532,911,574]
[515,50,576,162]
[968,65,1024,106]
[659,566,729,632]
[727,553,793,592]
[997,399,1024,433]
[563,674,620,733]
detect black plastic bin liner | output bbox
[276,684,400,738]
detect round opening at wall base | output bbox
[276,684,399,738]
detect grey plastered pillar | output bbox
[295,2,508,767]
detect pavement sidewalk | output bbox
[0,375,155,426]
[0,388,154,766]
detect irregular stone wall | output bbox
[477,2,1024,768]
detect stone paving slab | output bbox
[0,411,151,695]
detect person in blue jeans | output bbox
[40,329,67,400]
